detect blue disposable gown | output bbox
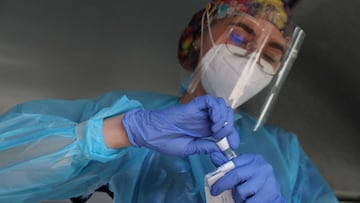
[0,91,339,203]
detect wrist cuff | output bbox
[122,109,143,147]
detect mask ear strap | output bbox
[186,10,207,94]
[199,10,206,63]
[205,4,216,48]
[187,4,217,94]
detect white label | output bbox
[204,162,235,203]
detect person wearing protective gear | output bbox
[0,0,339,203]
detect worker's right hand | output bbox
[210,153,286,203]
[122,95,240,156]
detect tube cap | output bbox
[216,137,230,151]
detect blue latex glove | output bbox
[122,95,240,156]
[210,153,286,203]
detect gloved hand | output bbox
[210,153,286,203]
[122,95,240,156]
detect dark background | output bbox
[0,0,359,202]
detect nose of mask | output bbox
[200,44,273,108]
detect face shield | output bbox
[186,10,305,131]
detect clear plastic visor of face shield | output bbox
[187,12,305,131]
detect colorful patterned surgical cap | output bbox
[177,0,292,71]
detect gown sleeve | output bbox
[0,94,143,202]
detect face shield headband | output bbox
[186,7,305,131]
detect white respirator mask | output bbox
[200,44,273,109]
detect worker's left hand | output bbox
[122,95,240,156]
[210,153,286,203]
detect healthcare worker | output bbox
[0,0,339,203]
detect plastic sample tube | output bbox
[216,137,237,160]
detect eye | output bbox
[227,30,255,54]
[262,53,276,63]
[227,24,255,46]
[229,32,245,45]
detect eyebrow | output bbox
[268,42,286,55]
[231,22,256,36]
[230,21,286,54]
